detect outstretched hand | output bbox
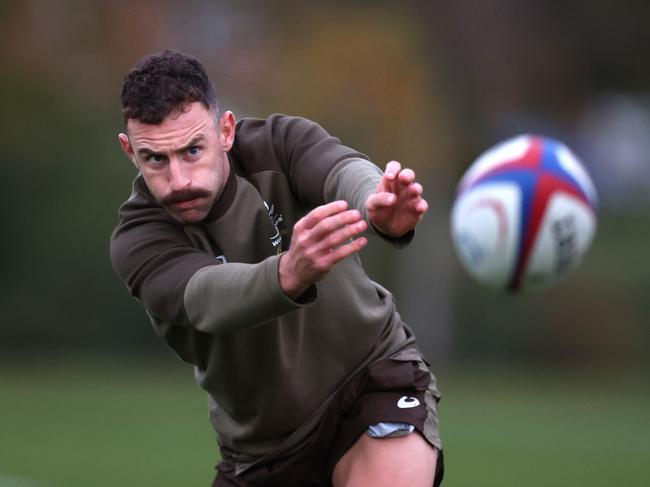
[279,201,368,299]
[365,161,428,238]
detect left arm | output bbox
[238,115,427,236]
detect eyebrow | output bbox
[136,147,162,158]
[136,135,207,158]
[177,135,207,153]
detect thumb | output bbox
[366,192,396,211]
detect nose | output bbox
[168,158,190,191]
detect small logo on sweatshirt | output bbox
[264,201,284,249]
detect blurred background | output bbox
[0,0,648,485]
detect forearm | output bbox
[324,158,381,219]
[184,254,316,334]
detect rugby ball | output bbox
[450,135,598,292]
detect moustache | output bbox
[161,189,211,206]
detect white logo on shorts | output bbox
[397,396,420,409]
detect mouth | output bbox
[165,196,211,223]
[162,189,211,213]
[172,197,202,210]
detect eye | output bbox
[145,154,166,164]
[187,146,201,157]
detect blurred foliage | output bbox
[0,0,648,368]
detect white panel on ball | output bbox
[524,193,597,290]
[556,146,599,205]
[451,183,520,289]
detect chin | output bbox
[169,208,209,224]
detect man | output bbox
[111,50,443,486]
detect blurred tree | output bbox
[0,0,647,368]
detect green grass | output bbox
[0,357,217,486]
[439,366,650,486]
[0,357,648,486]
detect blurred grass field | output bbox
[1,357,648,487]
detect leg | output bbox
[332,432,437,487]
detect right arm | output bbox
[110,179,310,336]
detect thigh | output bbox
[332,431,437,487]
[328,346,444,486]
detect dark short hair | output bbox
[121,50,218,125]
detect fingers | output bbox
[370,161,426,212]
[296,204,365,243]
[280,201,368,298]
[414,197,429,214]
[410,182,423,196]
[327,236,368,265]
[292,201,368,262]
[296,200,349,232]
[384,161,402,181]
[383,161,414,182]
[366,192,396,210]
[381,162,418,195]
[366,161,428,238]
[310,209,364,239]
[409,183,426,211]
[368,192,428,214]
[318,217,367,250]
[398,168,416,185]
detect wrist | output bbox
[368,219,402,239]
[369,221,416,249]
[278,252,309,299]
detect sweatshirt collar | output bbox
[204,157,238,222]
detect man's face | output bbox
[119,102,236,224]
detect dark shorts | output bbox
[213,346,444,487]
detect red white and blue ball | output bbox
[451,135,598,292]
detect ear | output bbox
[219,111,236,152]
[118,133,139,169]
